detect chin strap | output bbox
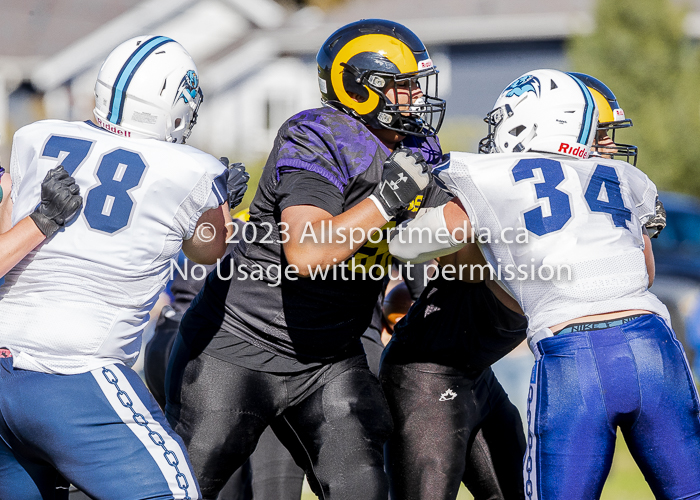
[511,124,537,153]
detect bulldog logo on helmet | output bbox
[503,75,541,98]
[175,70,199,105]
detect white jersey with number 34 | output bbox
[0,119,227,374]
[436,151,670,348]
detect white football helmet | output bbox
[478,69,598,159]
[93,36,203,143]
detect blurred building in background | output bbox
[5,0,700,163]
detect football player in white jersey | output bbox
[0,36,247,500]
[389,69,700,499]
[0,165,83,277]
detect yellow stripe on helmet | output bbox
[589,87,615,124]
[331,34,418,116]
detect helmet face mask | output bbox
[479,104,514,154]
[355,66,445,136]
[479,70,598,159]
[568,72,638,165]
[317,19,446,137]
[93,36,203,144]
[593,121,638,165]
[171,69,204,143]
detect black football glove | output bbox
[370,148,432,220]
[645,197,666,239]
[219,157,249,209]
[29,165,83,238]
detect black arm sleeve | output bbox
[396,261,431,300]
[276,169,345,217]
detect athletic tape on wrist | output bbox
[368,194,392,222]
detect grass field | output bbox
[599,436,654,500]
[300,434,654,500]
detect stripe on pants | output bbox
[91,364,198,500]
[525,359,540,500]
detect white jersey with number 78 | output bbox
[0,119,227,375]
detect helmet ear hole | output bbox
[509,125,526,137]
[342,71,370,102]
[175,118,182,128]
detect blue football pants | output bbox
[525,314,700,499]
[0,357,200,500]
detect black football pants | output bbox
[145,310,306,500]
[165,333,393,500]
[379,363,525,500]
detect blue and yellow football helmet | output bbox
[316,19,445,137]
[569,72,638,165]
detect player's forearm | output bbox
[282,198,387,276]
[0,217,46,277]
[389,203,468,263]
[183,204,232,265]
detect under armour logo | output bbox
[389,173,408,191]
[424,304,440,317]
[439,389,457,401]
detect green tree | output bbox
[569,0,700,198]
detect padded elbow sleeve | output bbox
[389,205,466,263]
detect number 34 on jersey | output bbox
[435,151,657,243]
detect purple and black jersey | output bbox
[188,107,446,365]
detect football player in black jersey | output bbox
[165,19,447,500]
[380,245,528,500]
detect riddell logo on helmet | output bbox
[418,59,433,70]
[95,116,131,137]
[558,143,589,159]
